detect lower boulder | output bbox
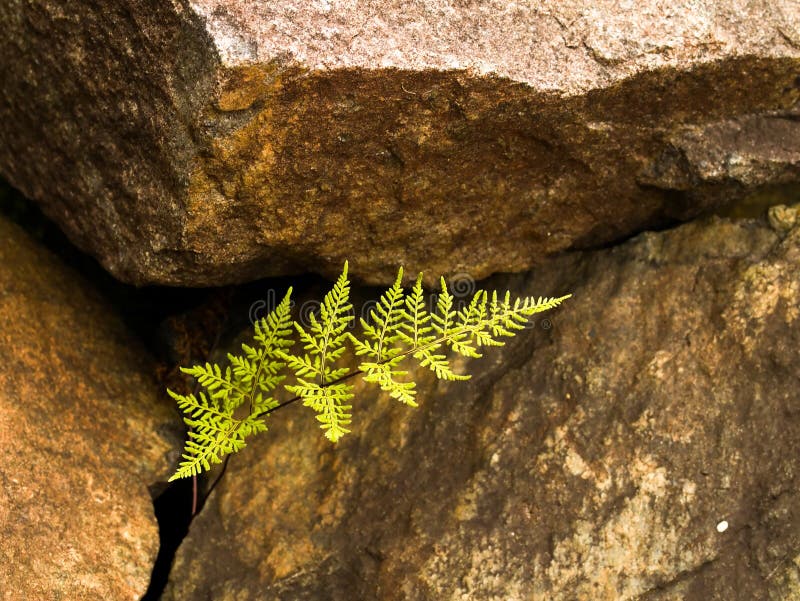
[0,217,178,600]
[165,211,800,600]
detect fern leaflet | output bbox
[168,289,293,480]
[281,261,355,441]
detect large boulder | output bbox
[0,216,178,599]
[0,1,799,286]
[164,209,800,599]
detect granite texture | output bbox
[0,1,798,287]
[0,216,178,600]
[164,211,800,599]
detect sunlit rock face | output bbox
[0,0,798,286]
[0,216,177,600]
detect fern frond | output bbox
[168,261,570,480]
[240,289,294,397]
[179,363,248,412]
[317,263,353,354]
[169,290,294,480]
[412,343,470,381]
[286,262,353,382]
[167,389,244,480]
[356,277,571,386]
[355,269,467,398]
[359,267,406,361]
[350,265,408,409]
[431,276,458,339]
[360,356,418,406]
[218,288,294,413]
[251,392,280,416]
[520,294,572,315]
[398,272,434,347]
[249,289,295,390]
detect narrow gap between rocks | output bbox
[570,182,800,254]
[142,477,204,600]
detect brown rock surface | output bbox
[164,213,800,599]
[0,216,178,599]
[1,1,799,286]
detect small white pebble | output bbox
[716,520,729,533]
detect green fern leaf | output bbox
[431,276,457,339]
[167,389,241,480]
[179,363,248,412]
[287,262,353,382]
[361,267,406,361]
[168,261,570,480]
[398,272,434,347]
[349,267,419,403]
[281,262,355,440]
[239,288,294,397]
[413,343,470,381]
[169,290,294,481]
[360,357,417,406]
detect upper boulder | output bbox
[0,0,798,286]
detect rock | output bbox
[768,202,800,234]
[1,1,799,286]
[163,213,800,600]
[0,216,178,599]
